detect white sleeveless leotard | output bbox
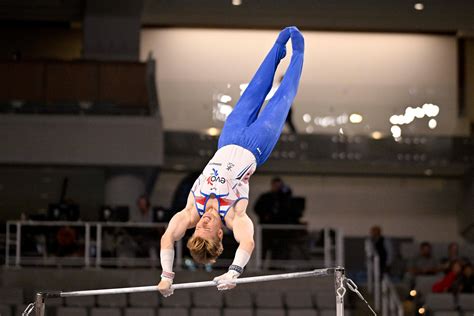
[191,145,257,222]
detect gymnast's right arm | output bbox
[158,193,195,297]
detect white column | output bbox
[374,255,381,311]
[365,239,374,294]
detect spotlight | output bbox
[414,3,424,11]
[391,125,402,138]
[410,290,417,297]
[349,113,363,124]
[424,169,433,176]
[206,127,220,136]
[418,307,426,315]
[371,131,383,140]
[232,0,242,6]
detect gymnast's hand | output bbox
[213,270,240,291]
[158,278,174,297]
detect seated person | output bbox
[432,259,463,293]
[408,242,440,276]
[458,263,474,293]
[440,242,469,272]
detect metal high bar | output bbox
[29,267,345,316]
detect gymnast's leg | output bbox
[247,27,305,165]
[218,27,292,149]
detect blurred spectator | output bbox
[56,225,79,257]
[135,194,159,261]
[440,242,469,272]
[408,242,439,277]
[368,225,393,274]
[458,263,474,293]
[116,228,138,263]
[254,177,295,262]
[254,177,292,224]
[432,259,463,293]
[136,194,152,222]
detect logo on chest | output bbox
[207,168,226,185]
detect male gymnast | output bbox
[158,26,305,296]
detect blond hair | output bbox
[187,235,223,264]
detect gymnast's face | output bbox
[194,203,223,240]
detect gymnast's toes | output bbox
[276,27,291,45]
[290,29,305,52]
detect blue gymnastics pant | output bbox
[218,26,305,166]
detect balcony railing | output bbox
[5,220,344,271]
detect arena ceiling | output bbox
[0,0,473,35]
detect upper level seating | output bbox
[458,294,474,313]
[424,293,457,312]
[0,304,12,316]
[0,60,151,115]
[124,307,156,316]
[129,292,159,307]
[415,275,442,302]
[0,61,44,105]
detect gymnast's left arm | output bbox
[213,203,255,290]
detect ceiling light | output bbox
[303,113,311,123]
[218,94,232,103]
[336,114,348,125]
[428,119,437,129]
[232,0,242,6]
[371,131,383,140]
[414,107,425,119]
[391,125,402,138]
[390,115,399,125]
[206,127,220,136]
[414,3,424,11]
[349,113,363,124]
[410,290,417,297]
[423,103,440,117]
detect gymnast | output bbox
[158,26,305,297]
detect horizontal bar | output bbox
[59,268,336,297]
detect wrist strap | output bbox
[161,271,175,280]
[228,265,244,275]
[231,248,251,269]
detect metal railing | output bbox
[5,221,169,268]
[382,275,404,316]
[6,220,344,270]
[365,239,404,316]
